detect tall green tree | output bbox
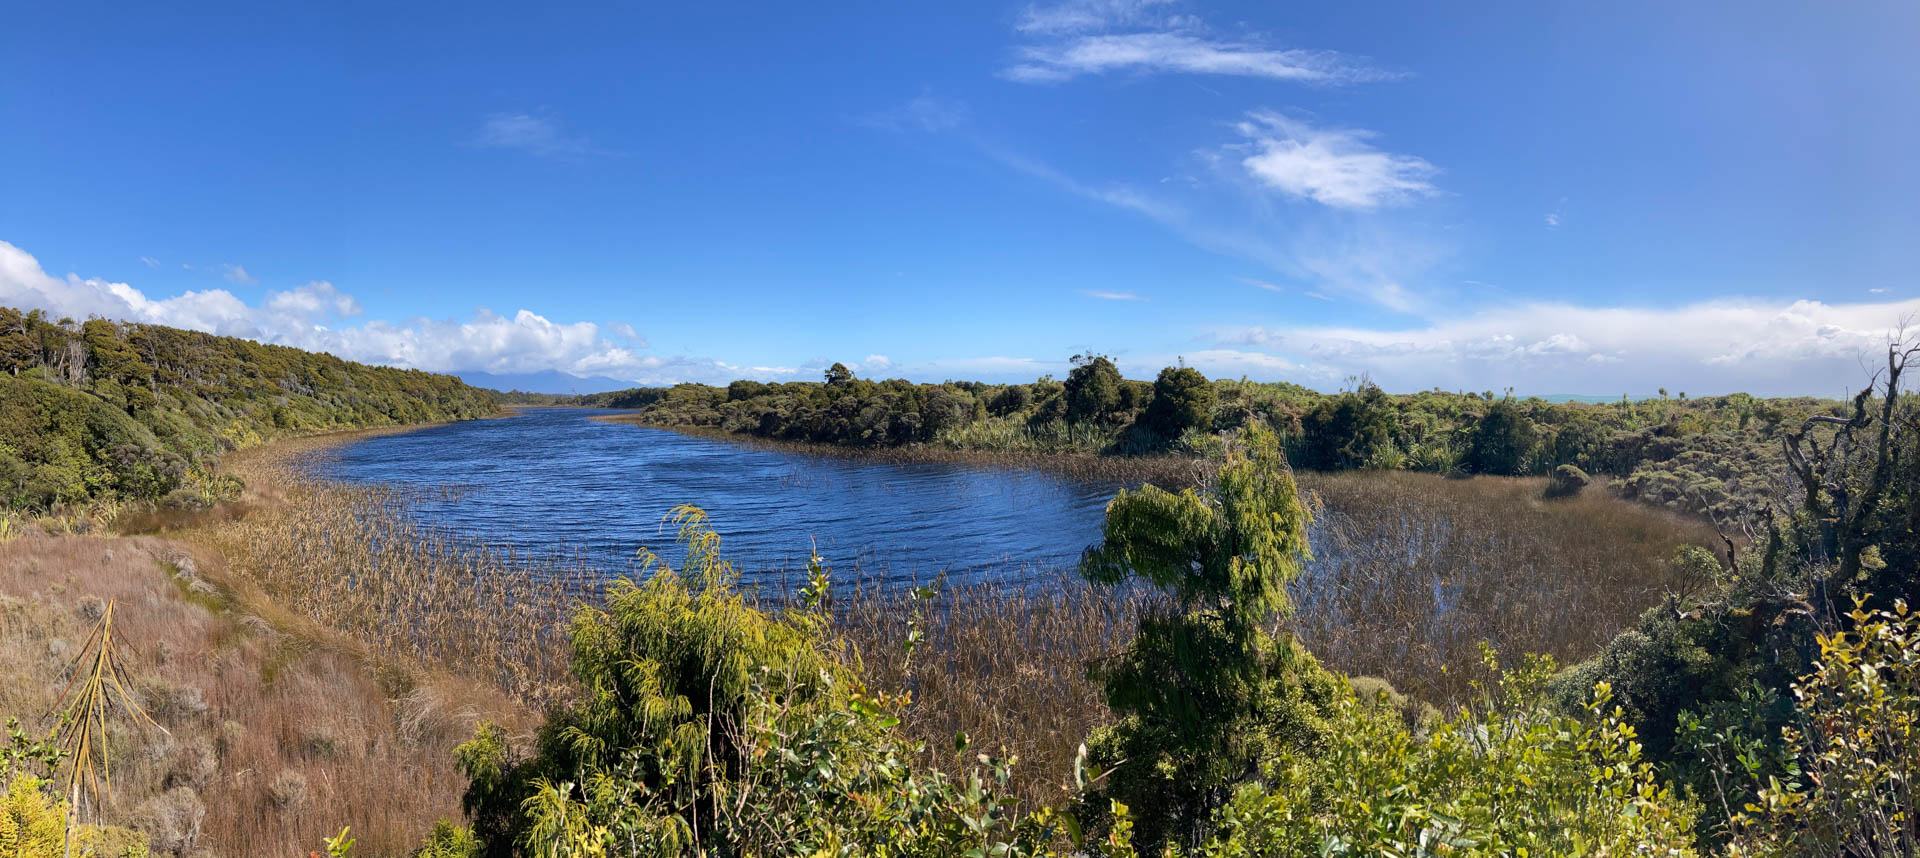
[1464,398,1537,475]
[1136,364,1215,445]
[1062,353,1123,425]
[1078,422,1340,851]
[1299,383,1395,470]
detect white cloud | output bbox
[861,92,968,133]
[1544,212,1562,228]
[1082,289,1145,301]
[220,263,257,285]
[1015,0,1181,35]
[859,354,894,373]
[139,256,160,269]
[1213,296,1920,395]
[0,239,768,386]
[471,111,593,158]
[1007,32,1390,84]
[1231,112,1438,210]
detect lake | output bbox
[317,408,1127,584]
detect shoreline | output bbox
[590,413,1214,488]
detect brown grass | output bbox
[186,436,603,708]
[822,575,1149,809]
[0,533,532,857]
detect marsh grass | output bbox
[192,439,602,708]
[1288,470,1724,703]
[175,431,1724,824]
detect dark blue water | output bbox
[318,408,1125,584]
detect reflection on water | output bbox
[317,408,1128,584]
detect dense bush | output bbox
[0,306,494,512]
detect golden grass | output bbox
[0,533,533,856]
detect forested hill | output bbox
[0,305,497,511]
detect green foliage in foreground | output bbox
[1078,423,1338,851]
[455,507,1078,857]
[443,480,1717,856]
[0,306,495,512]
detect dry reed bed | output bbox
[0,534,526,857]
[191,441,601,708]
[1289,471,1723,702]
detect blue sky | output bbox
[3,0,1917,395]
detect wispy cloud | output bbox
[471,111,595,158]
[1007,32,1391,84]
[1015,0,1182,35]
[139,256,160,269]
[861,92,969,133]
[1229,112,1438,210]
[220,263,258,285]
[1545,197,1567,229]
[1005,0,1392,84]
[1211,296,1920,395]
[1082,289,1146,301]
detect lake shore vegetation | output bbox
[1,316,1915,856]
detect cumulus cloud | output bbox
[1230,112,1439,210]
[859,354,894,373]
[1213,296,1920,395]
[0,239,778,386]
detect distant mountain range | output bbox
[457,370,637,395]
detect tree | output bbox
[1077,422,1339,851]
[1062,353,1123,425]
[1136,365,1215,445]
[823,362,854,388]
[1464,398,1537,475]
[1299,383,1395,470]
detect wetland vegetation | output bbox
[2,312,1917,857]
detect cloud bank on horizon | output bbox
[3,239,1909,397]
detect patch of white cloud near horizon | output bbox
[1214,296,1920,395]
[1232,112,1438,211]
[0,239,785,386]
[1083,289,1145,301]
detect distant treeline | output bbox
[570,355,1832,524]
[0,306,496,511]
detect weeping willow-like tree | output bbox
[1077,421,1340,852]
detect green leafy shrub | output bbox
[1189,654,1701,857]
[457,506,1091,857]
[1720,599,1920,856]
[1078,423,1341,851]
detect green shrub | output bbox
[457,507,1091,857]
[1189,654,1701,857]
